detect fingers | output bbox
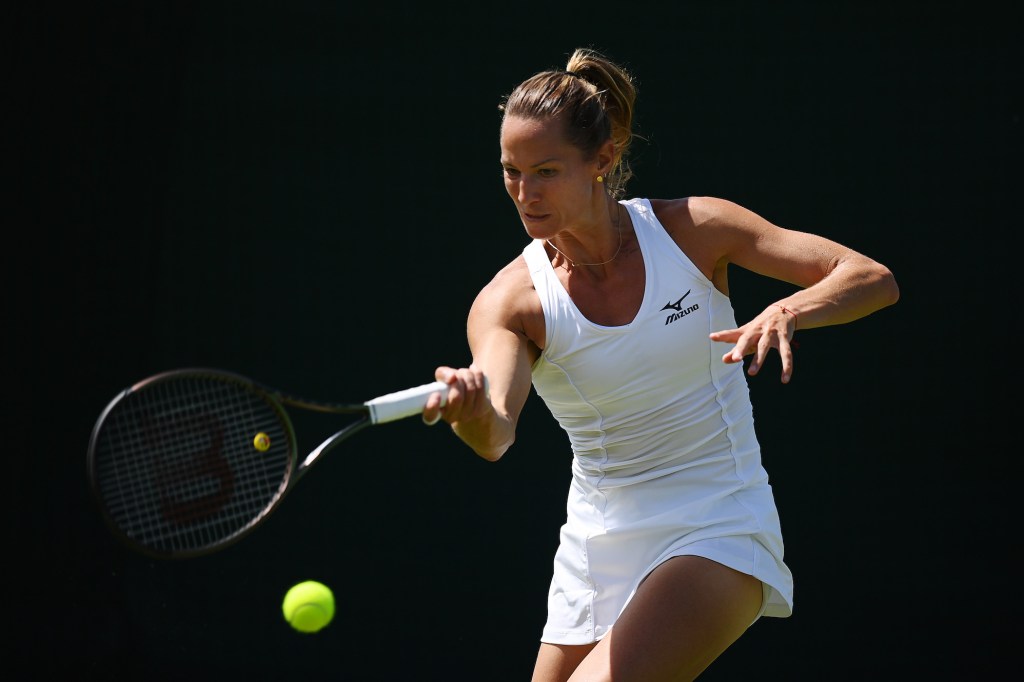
[425,365,490,426]
[746,331,774,378]
[777,334,794,384]
[708,328,739,344]
[711,309,796,382]
[421,389,444,425]
[711,329,743,365]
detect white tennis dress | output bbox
[523,197,794,645]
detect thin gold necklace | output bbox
[547,203,623,267]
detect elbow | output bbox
[877,263,900,308]
[468,410,517,462]
[476,435,514,463]
[478,450,505,463]
[454,409,517,462]
[855,257,899,309]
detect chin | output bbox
[520,212,556,239]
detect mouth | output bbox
[522,211,549,222]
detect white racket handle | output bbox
[365,380,448,424]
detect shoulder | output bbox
[648,196,749,229]
[468,252,546,353]
[474,254,534,307]
[648,196,774,245]
[470,254,542,328]
[644,197,769,282]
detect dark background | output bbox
[9,1,1018,679]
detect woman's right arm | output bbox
[424,261,539,462]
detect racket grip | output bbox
[365,380,448,424]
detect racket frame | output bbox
[87,368,445,559]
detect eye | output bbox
[538,168,557,178]
[503,166,521,179]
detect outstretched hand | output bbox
[709,305,798,383]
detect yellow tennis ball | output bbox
[282,580,334,633]
[253,432,271,451]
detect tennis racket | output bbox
[87,368,448,559]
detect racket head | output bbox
[87,368,299,559]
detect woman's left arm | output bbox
[702,197,900,382]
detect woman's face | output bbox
[500,115,602,240]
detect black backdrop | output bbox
[9,2,1018,679]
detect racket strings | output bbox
[92,375,293,555]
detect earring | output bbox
[596,175,604,183]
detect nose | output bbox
[516,174,537,204]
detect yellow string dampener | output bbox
[253,432,271,451]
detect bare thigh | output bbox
[533,556,763,682]
[532,642,597,682]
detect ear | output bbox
[595,139,616,177]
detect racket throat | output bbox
[300,418,371,469]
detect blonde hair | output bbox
[499,48,638,198]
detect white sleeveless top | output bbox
[523,198,793,643]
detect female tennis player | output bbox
[422,47,899,682]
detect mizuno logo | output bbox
[660,290,691,312]
[662,290,699,325]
